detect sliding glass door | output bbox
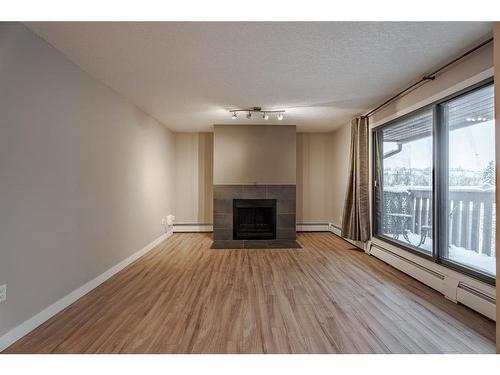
[440,84,496,276]
[373,80,496,282]
[374,109,434,255]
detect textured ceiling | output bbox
[25,22,492,132]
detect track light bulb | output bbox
[246,112,252,119]
[231,112,237,119]
[277,112,284,121]
[263,113,269,120]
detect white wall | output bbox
[174,133,213,224]
[328,125,351,227]
[0,23,176,338]
[214,125,296,185]
[174,130,341,225]
[371,44,493,125]
[296,133,336,224]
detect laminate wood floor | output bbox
[3,232,495,353]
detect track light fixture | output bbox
[229,107,285,121]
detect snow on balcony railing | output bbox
[382,185,495,258]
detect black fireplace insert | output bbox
[233,199,277,240]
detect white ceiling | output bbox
[25,22,492,132]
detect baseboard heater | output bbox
[173,223,331,232]
[369,243,496,321]
[173,224,213,232]
[369,244,445,293]
[296,223,330,231]
[456,282,496,319]
[370,244,445,280]
[457,282,496,304]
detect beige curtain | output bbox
[373,130,384,235]
[341,117,370,242]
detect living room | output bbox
[0,1,499,372]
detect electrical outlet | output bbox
[0,284,6,303]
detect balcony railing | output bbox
[382,186,496,257]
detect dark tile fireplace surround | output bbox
[212,184,300,249]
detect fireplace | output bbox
[233,199,276,240]
[212,185,299,249]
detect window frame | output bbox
[371,77,495,285]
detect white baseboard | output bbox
[329,224,342,236]
[173,224,213,232]
[0,230,173,352]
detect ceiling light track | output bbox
[230,107,285,121]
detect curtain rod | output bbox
[361,37,494,119]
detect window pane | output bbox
[375,109,433,254]
[442,84,496,276]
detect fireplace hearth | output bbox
[233,199,276,240]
